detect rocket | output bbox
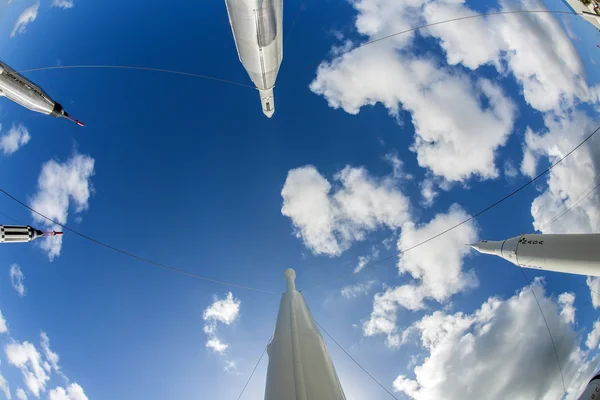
[0,60,84,126]
[578,372,600,400]
[0,225,63,243]
[265,269,346,399]
[224,0,283,118]
[470,233,600,277]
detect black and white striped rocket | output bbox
[0,225,63,244]
[0,60,84,126]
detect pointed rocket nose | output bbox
[469,240,503,256]
[263,108,275,118]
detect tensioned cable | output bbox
[17,10,577,92]
[235,344,268,400]
[539,178,600,232]
[516,268,567,394]
[18,65,256,90]
[315,319,399,400]
[342,9,577,56]
[302,124,600,292]
[0,187,278,294]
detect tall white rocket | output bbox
[470,233,600,277]
[265,269,346,399]
[224,0,283,118]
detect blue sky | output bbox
[0,0,599,399]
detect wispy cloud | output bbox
[341,281,376,298]
[5,341,49,397]
[10,265,26,297]
[51,0,74,9]
[0,373,10,400]
[11,2,39,38]
[0,310,8,334]
[0,124,30,155]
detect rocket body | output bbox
[265,269,346,400]
[0,225,62,243]
[471,233,600,277]
[224,0,283,117]
[0,60,83,126]
[577,373,600,400]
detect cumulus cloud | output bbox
[15,388,27,400]
[47,384,87,400]
[587,277,600,309]
[421,0,588,113]
[10,2,39,38]
[311,45,515,183]
[0,310,8,334]
[0,374,10,399]
[363,205,477,347]
[394,281,597,400]
[281,165,410,256]
[5,341,49,397]
[51,0,74,9]
[10,265,26,297]
[341,280,376,298]
[522,113,600,234]
[0,125,30,155]
[29,153,95,260]
[203,293,240,355]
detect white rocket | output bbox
[0,60,84,126]
[224,0,283,118]
[578,373,600,400]
[0,225,62,243]
[470,233,600,277]
[265,269,346,399]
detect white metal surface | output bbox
[471,234,600,276]
[224,0,283,117]
[577,374,600,400]
[0,60,57,115]
[265,269,346,400]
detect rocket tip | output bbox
[75,120,85,127]
[55,231,63,236]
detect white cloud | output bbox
[29,153,95,260]
[206,338,228,354]
[0,125,30,155]
[203,292,240,355]
[363,205,477,346]
[353,246,379,273]
[10,265,26,297]
[394,280,597,400]
[503,160,518,179]
[15,388,26,400]
[10,2,39,38]
[587,277,600,309]
[421,0,588,113]
[522,113,600,234]
[586,320,600,350]
[0,374,11,400]
[51,0,73,9]
[341,280,376,298]
[5,341,49,398]
[224,360,237,373]
[47,384,87,400]
[281,165,410,256]
[40,333,60,375]
[311,45,515,183]
[558,292,576,325]
[0,310,8,334]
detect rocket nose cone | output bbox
[470,240,503,256]
[263,108,275,118]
